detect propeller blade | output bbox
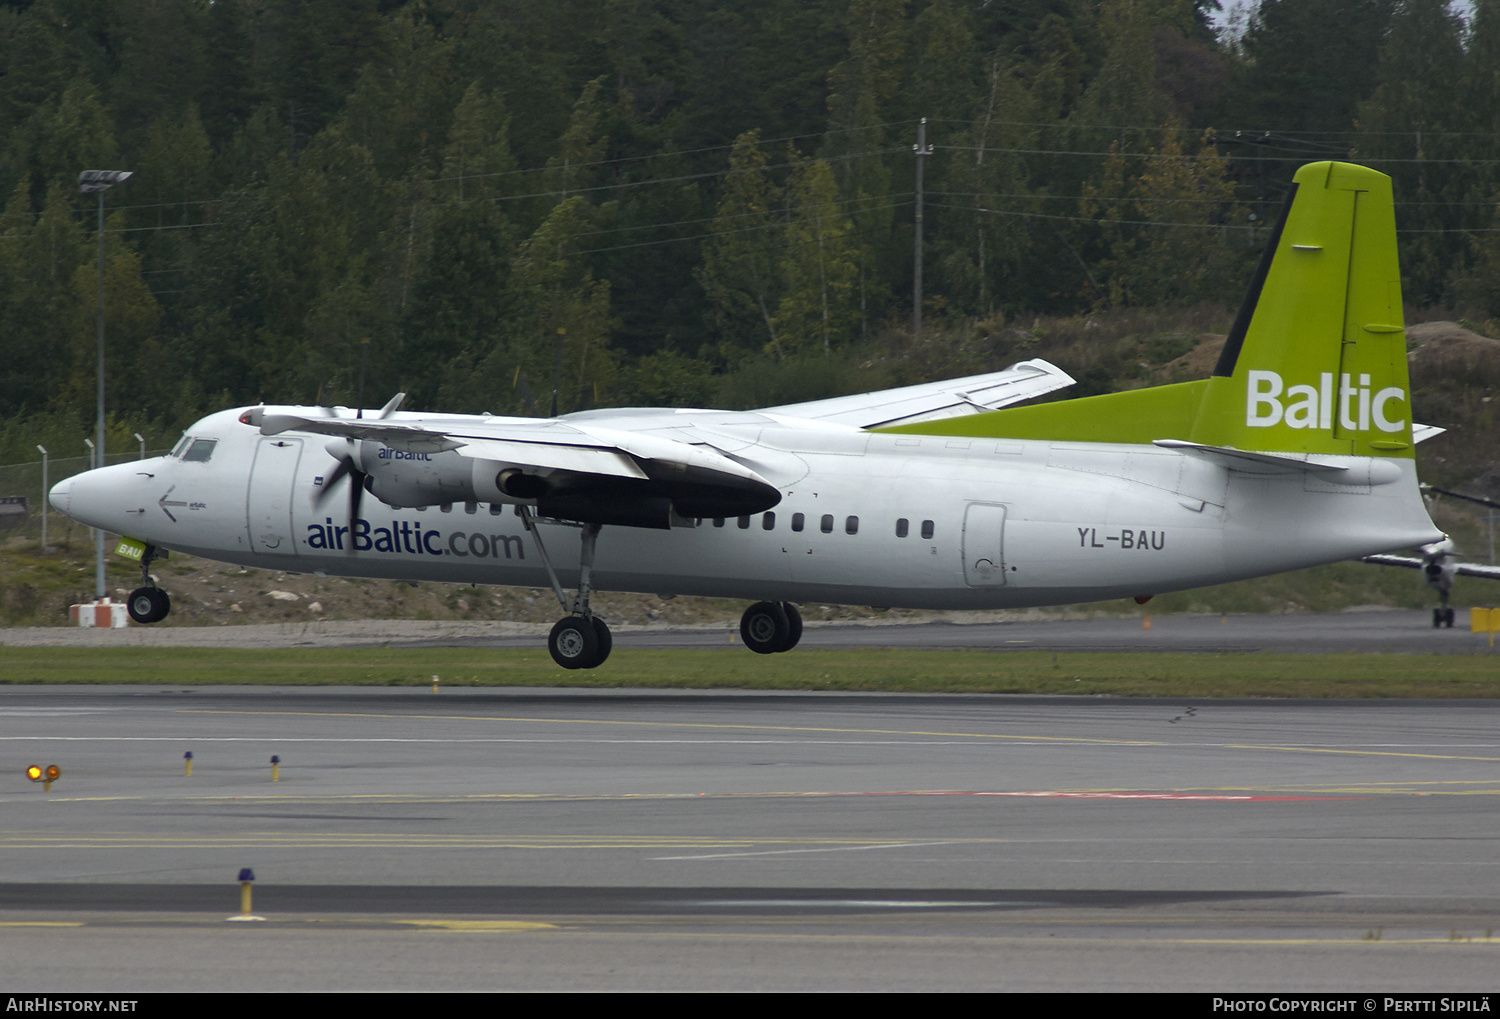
[313,439,369,553]
[313,455,353,509]
[349,467,366,529]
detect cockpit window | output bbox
[181,438,218,462]
[170,434,191,458]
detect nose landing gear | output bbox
[126,544,171,624]
[1433,590,1456,629]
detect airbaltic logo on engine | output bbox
[1245,370,1407,433]
[377,447,432,461]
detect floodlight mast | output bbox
[78,169,132,601]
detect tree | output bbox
[1230,0,1394,138]
[1081,130,1241,308]
[775,158,858,358]
[0,178,85,415]
[486,195,616,414]
[1355,0,1467,305]
[822,0,908,338]
[697,129,784,352]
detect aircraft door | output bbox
[962,502,1007,587]
[248,438,304,556]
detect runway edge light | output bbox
[26,764,60,791]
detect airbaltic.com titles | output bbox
[304,515,525,560]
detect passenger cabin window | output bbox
[713,518,725,528]
[465,501,477,514]
[762,512,776,530]
[921,520,935,539]
[440,503,453,513]
[896,518,909,538]
[738,516,751,529]
[490,504,503,515]
[820,514,834,534]
[791,513,805,532]
[845,516,859,535]
[181,438,217,463]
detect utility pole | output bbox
[36,445,47,553]
[79,169,133,601]
[912,118,933,339]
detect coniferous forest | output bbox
[1,0,1498,460]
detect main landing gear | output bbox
[740,600,803,654]
[126,544,171,624]
[521,511,805,668]
[522,511,614,670]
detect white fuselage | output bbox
[51,406,1443,609]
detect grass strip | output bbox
[0,646,1497,698]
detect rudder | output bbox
[1188,161,1412,457]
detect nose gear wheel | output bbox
[126,544,172,624]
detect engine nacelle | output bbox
[345,440,779,527]
[356,442,479,508]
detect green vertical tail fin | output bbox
[875,161,1413,453]
[1188,161,1412,457]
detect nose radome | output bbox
[48,476,72,515]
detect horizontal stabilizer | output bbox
[1152,439,1349,474]
[1363,554,1500,581]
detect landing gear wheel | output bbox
[127,586,170,624]
[741,601,790,655]
[1434,608,1443,629]
[549,616,600,670]
[1445,607,1456,628]
[779,602,803,651]
[590,616,613,666]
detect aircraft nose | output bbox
[49,475,72,516]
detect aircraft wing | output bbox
[1363,554,1500,580]
[257,411,764,483]
[762,358,1075,429]
[245,406,781,519]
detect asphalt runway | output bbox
[2,606,1496,654]
[2,685,1498,991]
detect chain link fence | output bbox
[0,450,171,549]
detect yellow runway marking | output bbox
[176,708,1164,746]
[0,921,84,927]
[392,919,558,932]
[1224,743,1500,763]
[0,832,991,850]
[173,708,1500,762]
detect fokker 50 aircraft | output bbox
[1363,538,1500,628]
[51,161,1444,668]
